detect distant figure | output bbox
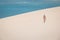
[43,14,46,23]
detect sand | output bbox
[0,7,60,40]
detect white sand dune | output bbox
[0,7,60,40]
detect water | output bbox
[0,2,60,18]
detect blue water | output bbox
[0,2,60,18]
